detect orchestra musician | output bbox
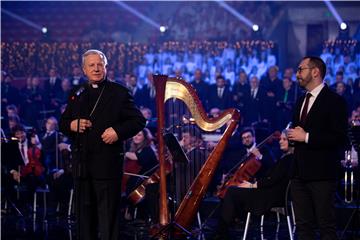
[214,131,294,239]
[48,141,74,216]
[230,128,275,180]
[2,125,45,210]
[40,116,61,174]
[122,128,158,220]
[175,125,206,202]
[123,128,158,193]
[143,125,206,224]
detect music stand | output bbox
[164,133,189,165]
[340,124,360,239]
[151,133,195,239]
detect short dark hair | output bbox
[303,56,326,79]
[216,75,225,81]
[335,71,344,77]
[12,124,26,133]
[240,127,255,138]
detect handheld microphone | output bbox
[75,86,85,97]
[285,122,293,130]
[71,85,86,101]
[285,122,294,146]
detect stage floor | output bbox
[1,200,359,240]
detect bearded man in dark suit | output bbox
[60,49,146,240]
[288,56,348,240]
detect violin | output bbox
[20,145,44,177]
[216,131,280,198]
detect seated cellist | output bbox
[221,127,276,181]
[5,125,45,210]
[213,130,294,239]
[123,128,158,195]
[122,128,158,220]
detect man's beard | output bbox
[297,72,311,89]
[245,142,254,149]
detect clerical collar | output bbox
[90,79,106,89]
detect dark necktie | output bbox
[300,93,312,126]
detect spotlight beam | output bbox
[114,1,160,30]
[214,0,254,28]
[1,8,43,31]
[323,0,343,25]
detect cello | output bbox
[127,160,172,205]
[20,133,45,177]
[128,126,191,205]
[121,156,142,195]
[216,131,280,198]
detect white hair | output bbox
[82,49,108,67]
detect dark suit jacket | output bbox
[276,86,296,129]
[207,85,232,111]
[2,140,24,174]
[243,87,267,125]
[40,131,59,171]
[132,87,143,108]
[44,77,62,98]
[59,80,146,179]
[139,84,156,115]
[232,82,250,111]
[260,77,282,129]
[291,85,348,181]
[190,80,209,107]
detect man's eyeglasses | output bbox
[297,67,314,73]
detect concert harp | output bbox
[154,75,240,236]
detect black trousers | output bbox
[291,179,337,240]
[75,177,121,240]
[220,187,248,225]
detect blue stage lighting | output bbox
[340,22,347,30]
[159,26,166,33]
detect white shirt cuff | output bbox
[305,132,309,143]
